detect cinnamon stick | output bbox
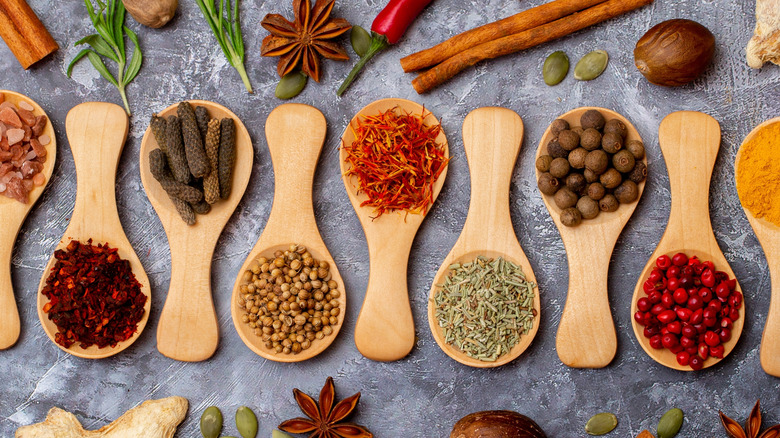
[412,0,653,94]
[0,0,58,69]
[400,0,608,73]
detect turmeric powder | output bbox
[736,121,780,227]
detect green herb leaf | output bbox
[123,26,142,84]
[194,0,252,93]
[86,51,118,86]
[66,48,93,77]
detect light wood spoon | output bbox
[735,117,780,377]
[0,90,56,350]
[340,98,449,362]
[630,111,744,371]
[231,103,345,362]
[140,100,253,362]
[428,107,539,368]
[535,107,646,368]
[36,102,150,359]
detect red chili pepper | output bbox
[337,0,434,96]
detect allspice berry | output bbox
[580,128,602,151]
[568,147,588,169]
[599,194,619,212]
[585,150,609,175]
[550,119,570,136]
[614,180,639,203]
[629,161,648,183]
[566,173,587,193]
[547,139,568,159]
[554,187,578,209]
[587,182,606,201]
[560,207,582,227]
[584,168,599,183]
[612,150,636,173]
[581,109,606,130]
[600,168,622,189]
[558,130,580,151]
[571,126,585,137]
[626,140,645,160]
[602,132,623,154]
[549,157,570,178]
[538,172,560,195]
[536,155,554,172]
[577,196,600,219]
[603,119,627,138]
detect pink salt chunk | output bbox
[33,173,45,186]
[0,150,12,161]
[0,102,12,111]
[6,129,24,145]
[18,101,33,112]
[4,176,28,203]
[37,134,50,145]
[17,108,35,126]
[30,139,46,158]
[0,108,22,128]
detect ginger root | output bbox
[746,0,780,68]
[15,396,187,438]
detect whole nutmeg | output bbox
[123,0,178,28]
[634,19,715,87]
[450,410,547,438]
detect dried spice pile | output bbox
[433,256,537,362]
[147,102,236,225]
[0,93,51,203]
[41,240,147,349]
[342,107,449,218]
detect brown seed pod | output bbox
[190,200,211,215]
[613,150,636,173]
[170,195,196,225]
[581,109,605,130]
[558,130,580,151]
[195,106,211,140]
[601,132,623,154]
[599,194,619,212]
[626,140,646,160]
[549,157,570,178]
[629,161,648,183]
[580,128,602,151]
[219,118,236,199]
[603,119,627,139]
[587,182,606,201]
[614,180,639,203]
[450,410,547,438]
[165,115,191,184]
[585,150,609,175]
[550,119,569,137]
[577,196,600,219]
[568,147,588,169]
[150,115,168,156]
[538,172,560,195]
[536,155,553,172]
[565,173,587,194]
[547,138,568,159]
[149,149,204,204]
[634,19,715,87]
[561,207,583,227]
[178,101,209,178]
[203,118,221,204]
[554,187,578,209]
[600,168,623,189]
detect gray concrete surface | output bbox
[2,0,779,436]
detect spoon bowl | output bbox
[340,98,448,362]
[735,117,780,377]
[630,111,743,370]
[140,100,253,362]
[231,103,345,362]
[37,102,149,359]
[0,90,57,350]
[535,107,645,368]
[428,107,538,368]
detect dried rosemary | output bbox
[433,256,537,362]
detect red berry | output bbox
[667,277,680,291]
[699,343,710,359]
[677,351,691,366]
[634,311,646,324]
[704,317,717,328]
[651,304,665,315]
[719,328,732,343]
[662,333,679,349]
[730,292,743,309]
[730,309,740,321]
[727,279,737,290]
[673,288,688,304]
[708,299,722,312]
[703,308,718,321]
[637,297,651,312]
[656,255,672,269]
[716,282,731,299]
[658,310,677,325]
[701,269,715,287]
[721,318,733,330]
[643,279,656,293]
[711,345,725,359]
[681,325,696,339]
[644,325,659,338]
[699,288,713,302]
[688,256,701,266]
[672,252,689,266]
[688,296,703,311]
[649,269,663,283]
[694,323,706,334]
[690,308,704,324]
[648,290,662,304]
[686,346,698,355]
[667,321,682,334]
[690,355,704,370]
[669,344,684,354]
[676,308,693,322]
[705,331,720,347]
[668,266,681,278]
[649,334,663,349]
[680,335,696,348]
[661,293,674,309]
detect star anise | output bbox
[279,376,373,438]
[720,400,780,438]
[260,0,351,82]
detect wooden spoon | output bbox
[36,102,150,359]
[340,98,449,362]
[630,111,744,371]
[735,117,780,377]
[0,90,56,350]
[230,103,345,362]
[140,100,253,362]
[427,107,539,368]
[535,107,646,368]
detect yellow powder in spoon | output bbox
[736,121,780,227]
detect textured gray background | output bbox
[1,0,779,436]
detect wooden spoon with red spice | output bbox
[735,117,780,377]
[36,102,150,359]
[0,90,56,350]
[340,98,449,362]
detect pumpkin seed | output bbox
[574,50,609,81]
[543,51,569,85]
[200,406,223,438]
[275,71,308,100]
[657,408,684,438]
[235,406,258,438]
[585,412,618,435]
[351,26,371,57]
[272,431,294,438]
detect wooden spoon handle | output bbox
[657,111,721,248]
[355,230,417,361]
[459,107,523,250]
[760,233,780,377]
[0,229,20,349]
[65,102,129,235]
[262,104,327,242]
[556,236,617,368]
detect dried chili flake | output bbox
[41,239,147,349]
[342,107,449,218]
